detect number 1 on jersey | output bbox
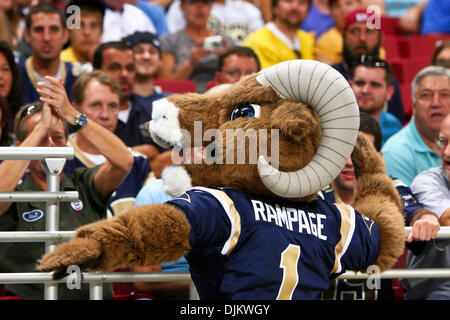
[276,244,301,300]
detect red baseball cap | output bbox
[344,8,372,30]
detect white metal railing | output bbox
[0,227,449,299]
[0,147,74,160]
[1,147,450,300]
[0,147,76,300]
[0,147,198,300]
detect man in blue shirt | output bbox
[349,55,402,146]
[20,2,91,104]
[382,66,450,186]
[123,32,170,113]
[93,41,169,177]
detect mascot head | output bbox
[150,60,360,201]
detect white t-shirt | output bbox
[102,4,157,42]
[166,0,263,44]
[118,102,132,124]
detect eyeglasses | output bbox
[437,138,449,149]
[359,55,388,69]
[434,59,450,69]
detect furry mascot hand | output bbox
[351,132,405,271]
[37,204,191,279]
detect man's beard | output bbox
[334,176,355,192]
[136,72,155,83]
[278,15,303,29]
[342,41,381,71]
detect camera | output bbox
[202,36,224,50]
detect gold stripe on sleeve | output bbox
[214,189,242,255]
[330,203,354,274]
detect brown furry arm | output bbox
[351,133,405,272]
[37,204,191,277]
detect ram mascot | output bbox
[38,60,405,300]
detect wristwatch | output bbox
[74,113,88,131]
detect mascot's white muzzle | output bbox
[150,98,192,197]
[150,98,184,150]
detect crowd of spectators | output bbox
[0,0,449,300]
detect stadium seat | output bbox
[153,78,197,93]
[380,16,404,36]
[403,34,450,59]
[391,248,408,300]
[113,280,155,300]
[400,83,413,124]
[390,57,429,84]
[206,80,216,91]
[113,292,154,300]
[383,35,409,60]
[0,284,21,300]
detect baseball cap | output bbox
[344,8,372,30]
[123,31,161,52]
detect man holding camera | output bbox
[156,0,234,93]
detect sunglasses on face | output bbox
[359,54,387,69]
[18,104,40,123]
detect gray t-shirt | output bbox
[401,166,450,300]
[411,166,450,218]
[160,30,234,93]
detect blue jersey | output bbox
[114,94,169,153]
[318,178,421,300]
[167,187,380,300]
[391,178,423,226]
[19,59,83,104]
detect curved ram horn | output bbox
[256,59,359,198]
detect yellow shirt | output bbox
[314,27,386,65]
[243,25,315,70]
[314,27,343,65]
[60,46,79,63]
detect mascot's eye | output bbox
[230,104,261,120]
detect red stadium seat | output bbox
[400,83,413,124]
[380,16,404,36]
[153,78,197,93]
[383,35,409,60]
[403,34,450,59]
[206,80,216,91]
[391,248,408,300]
[0,284,21,300]
[390,57,429,84]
